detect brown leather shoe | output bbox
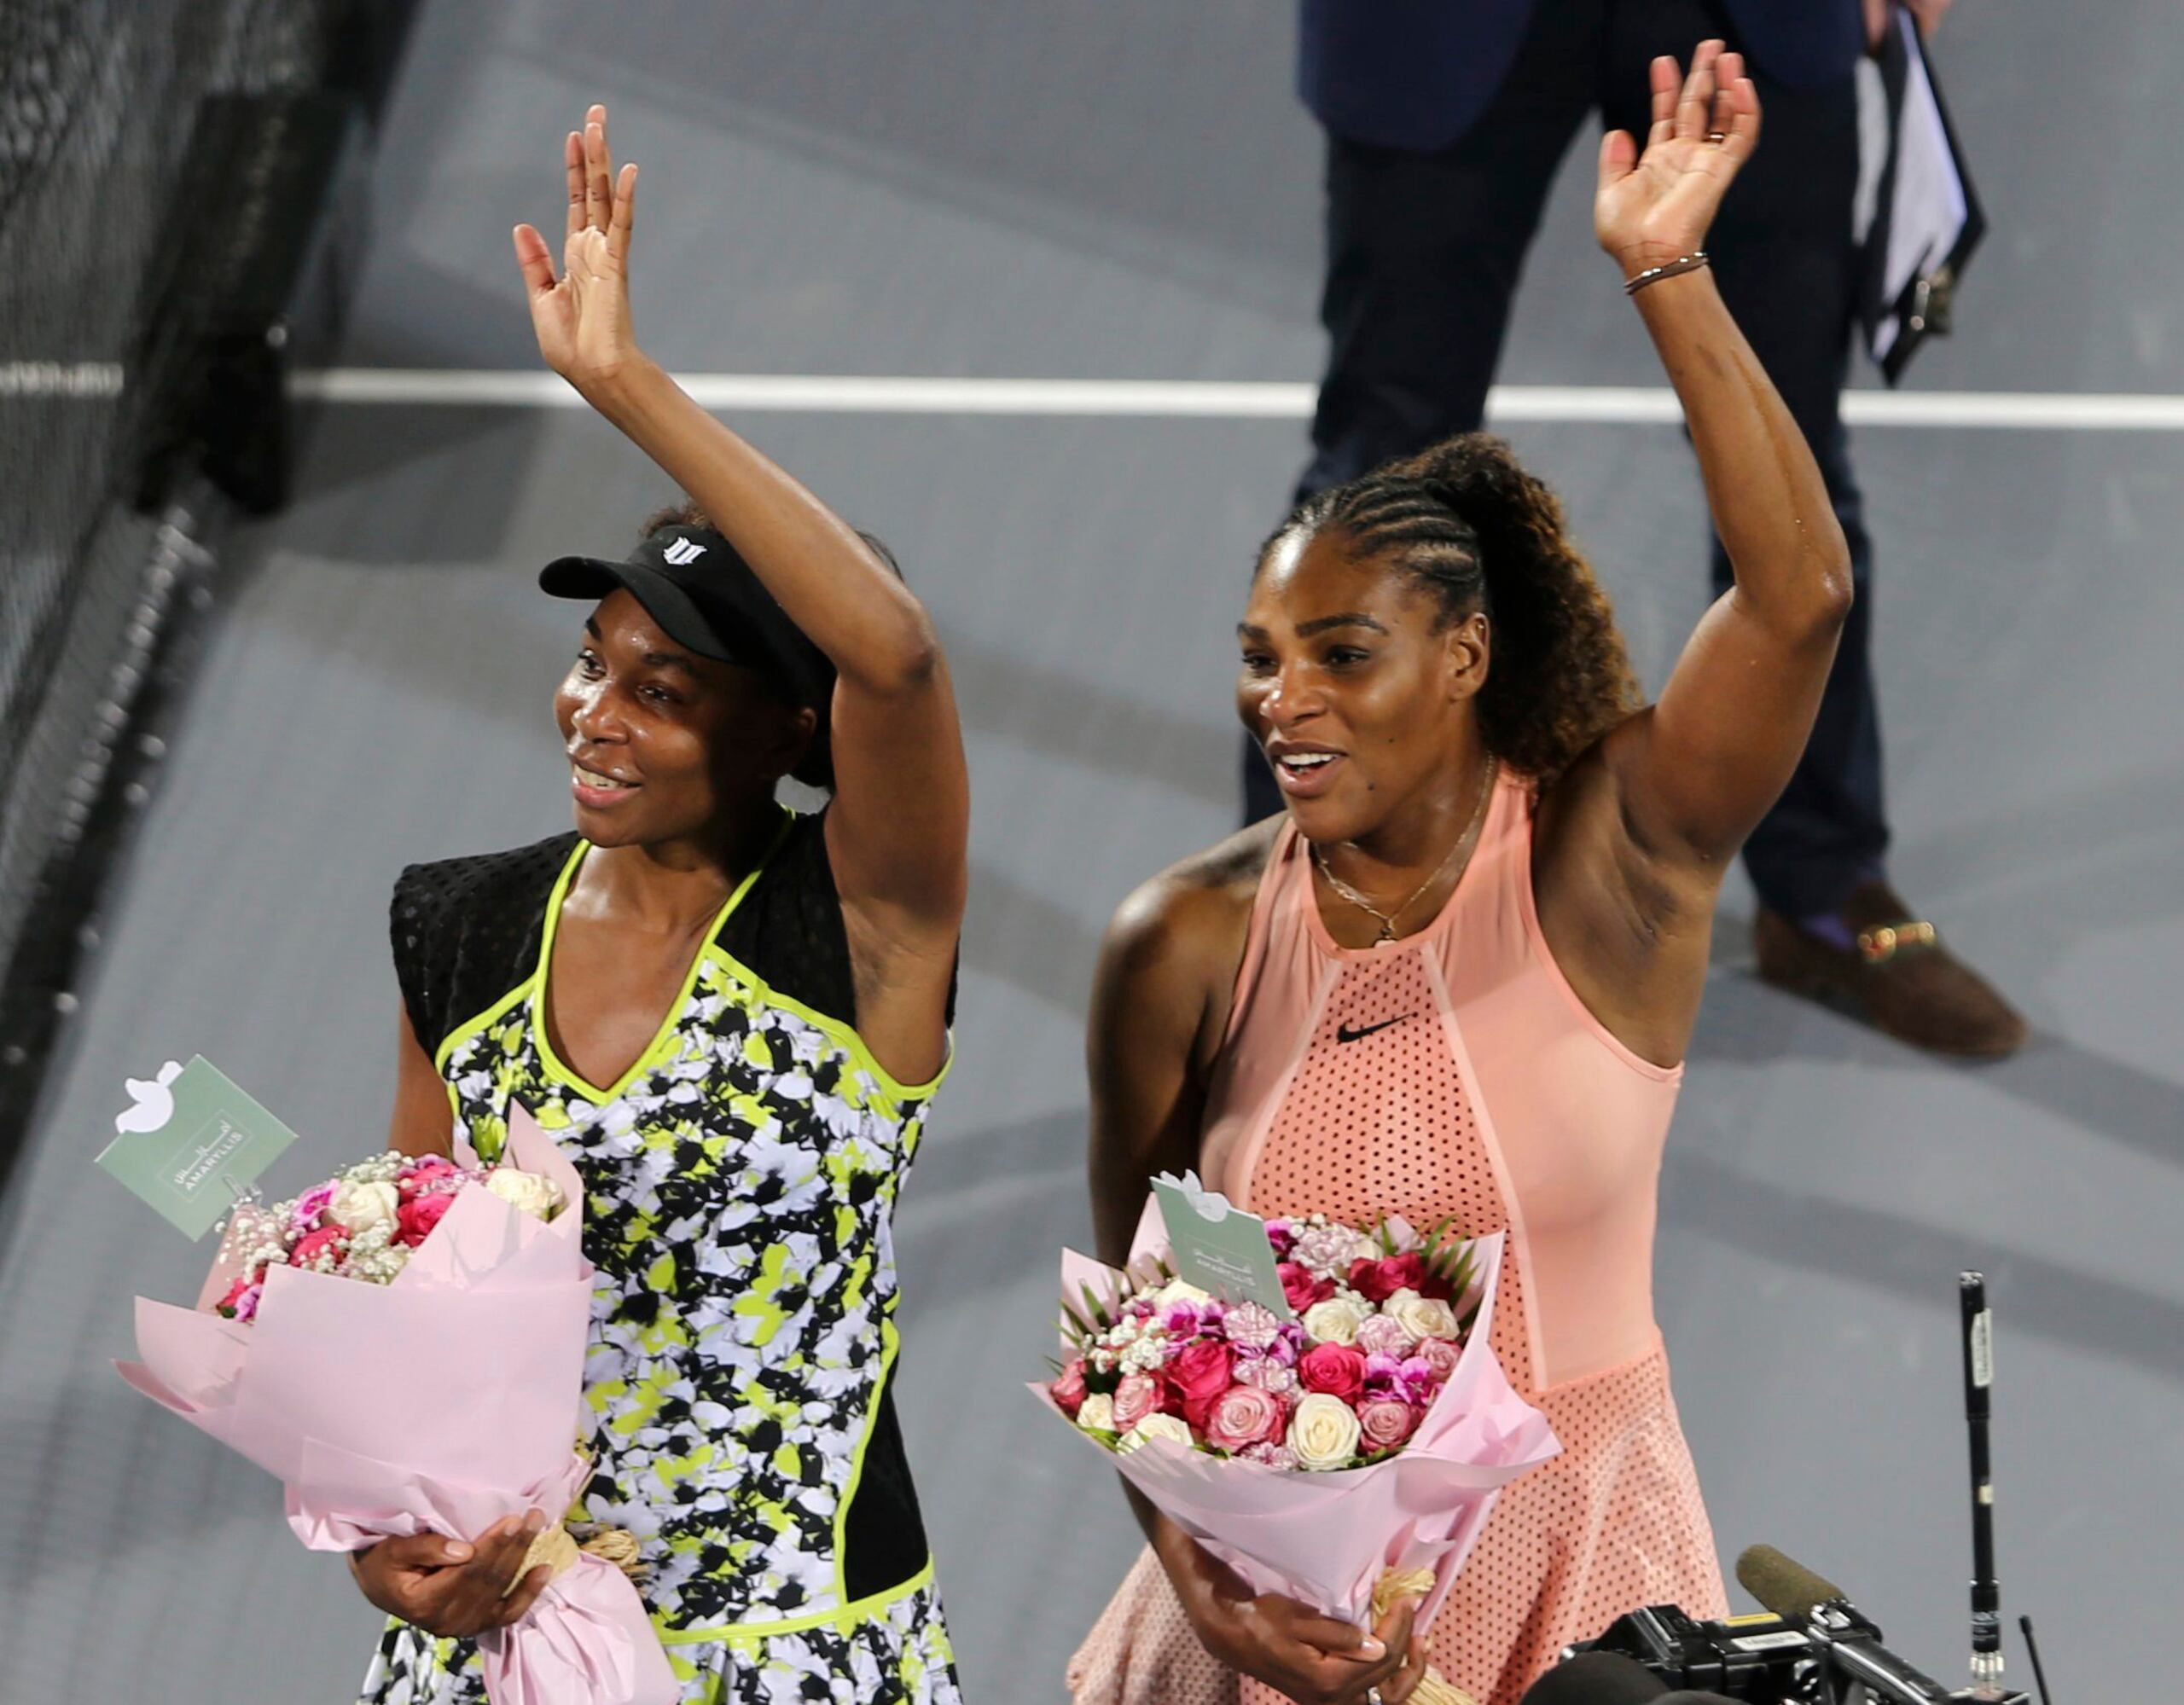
[1752,881,2030,1058]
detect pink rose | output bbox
[1298,1342,1367,1401]
[1203,1385,1286,1452]
[1355,1313,1417,1359]
[393,1191,456,1248]
[398,1155,458,1199]
[1348,1251,1427,1302]
[1051,1359,1089,1418]
[1278,1261,1335,1314]
[1112,1372,1163,1432]
[289,1223,350,1271]
[1357,1397,1421,1452]
[1415,1336,1463,1381]
[1165,1340,1236,1430]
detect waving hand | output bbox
[513,104,640,391]
[1594,43,1760,276]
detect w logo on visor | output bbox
[661,537,707,565]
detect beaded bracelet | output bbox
[1623,251,1710,295]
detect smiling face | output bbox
[1237,526,1490,844]
[554,589,815,850]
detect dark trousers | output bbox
[1250,0,1886,919]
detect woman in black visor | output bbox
[350,104,968,1705]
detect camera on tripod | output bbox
[1566,1551,2030,1703]
[1543,1276,2050,1705]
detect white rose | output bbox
[1302,1296,1368,1346]
[1386,1288,1461,1343]
[1155,1277,1212,1308]
[1077,1393,1117,1432]
[326,1179,399,1237]
[1287,1391,1363,1471]
[1119,1413,1195,1454]
[485,1167,563,1221]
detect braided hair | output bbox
[1260,433,1639,782]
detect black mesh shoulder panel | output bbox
[718,809,859,1029]
[389,833,578,1055]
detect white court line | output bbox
[13,361,2184,429]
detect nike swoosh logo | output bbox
[1336,1014,1414,1044]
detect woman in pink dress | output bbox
[1073,46,1846,1705]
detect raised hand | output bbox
[1594,43,1761,279]
[513,104,640,392]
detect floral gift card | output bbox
[96,1056,299,1238]
[1151,1171,1295,1319]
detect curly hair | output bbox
[1260,433,1639,782]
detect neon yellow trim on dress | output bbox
[709,954,953,1115]
[653,1558,935,1644]
[531,812,791,1105]
[431,979,536,1079]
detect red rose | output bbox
[1347,1251,1427,1303]
[214,1275,262,1321]
[1278,1261,1335,1314]
[394,1191,456,1248]
[1298,1342,1367,1401]
[1165,1340,1236,1430]
[1050,1358,1089,1418]
[290,1224,350,1270]
[397,1155,458,1199]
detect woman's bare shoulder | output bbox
[1101,816,1281,995]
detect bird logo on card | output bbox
[662,536,706,565]
[115,1060,184,1135]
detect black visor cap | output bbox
[538,525,834,707]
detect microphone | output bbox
[1734,1545,1845,1623]
[1736,1544,1958,1702]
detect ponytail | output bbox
[1261,432,1638,781]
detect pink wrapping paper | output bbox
[1032,1202,1563,1636]
[116,1109,677,1705]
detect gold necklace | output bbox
[1311,757,1498,944]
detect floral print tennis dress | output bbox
[359,808,962,1705]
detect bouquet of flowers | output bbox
[118,1108,676,1705]
[1052,1212,1482,1470]
[1034,1186,1561,1687]
[208,1149,564,1322]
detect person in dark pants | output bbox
[1253,0,2025,1057]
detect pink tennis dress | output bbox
[1069,772,1726,1705]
